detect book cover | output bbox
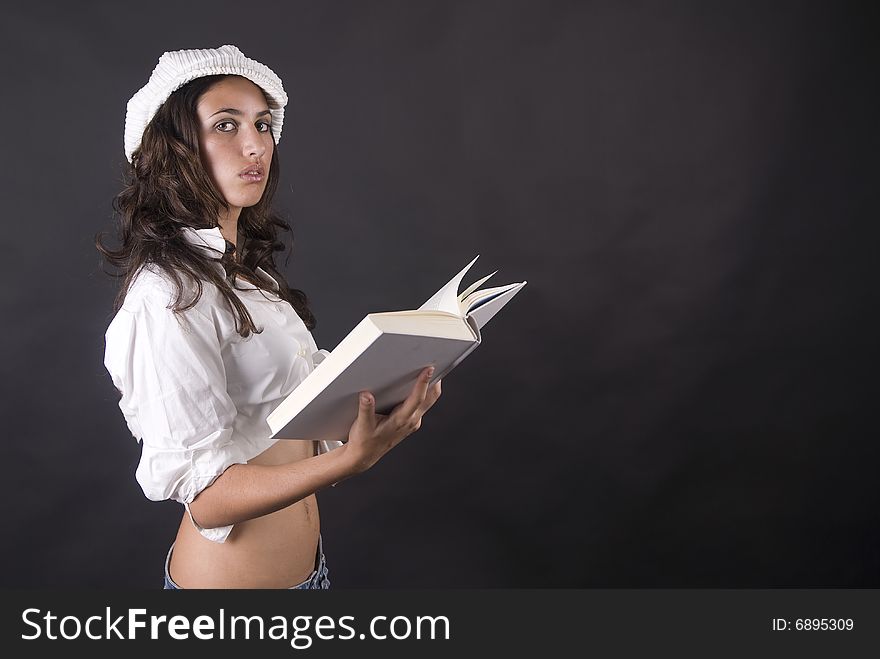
[267,256,526,441]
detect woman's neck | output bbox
[217,207,242,250]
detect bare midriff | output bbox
[167,439,321,589]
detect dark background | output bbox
[1,0,877,587]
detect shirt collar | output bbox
[180,226,228,260]
[179,226,280,293]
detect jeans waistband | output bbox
[164,533,327,589]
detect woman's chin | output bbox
[228,194,264,209]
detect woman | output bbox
[97,45,442,589]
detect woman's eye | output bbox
[216,120,272,133]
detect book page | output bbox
[458,269,498,303]
[463,282,520,312]
[417,255,480,316]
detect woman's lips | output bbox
[239,162,265,183]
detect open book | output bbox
[267,255,527,442]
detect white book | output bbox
[267,255,527,442]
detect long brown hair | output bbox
[95,74,316,336]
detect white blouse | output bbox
[103,226,344,543]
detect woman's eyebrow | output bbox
[209,108,272,118]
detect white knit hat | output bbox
[124,44,287,163]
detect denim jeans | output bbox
[163,533,330,589]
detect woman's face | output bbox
[196,76,275,213]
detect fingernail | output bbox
[361,393,371,404]
[427,366,435,378]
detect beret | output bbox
[124,44,287,163]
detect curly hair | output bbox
[95,74,316,337]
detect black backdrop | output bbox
[1,0,877,587]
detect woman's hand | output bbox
[344,366,443,473]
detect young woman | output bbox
[97,45,442,589]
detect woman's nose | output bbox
[241,126,267,158]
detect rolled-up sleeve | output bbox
[104,290,246,543]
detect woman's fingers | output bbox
[391,366,434,427]
[408,379,442,423]
[420,380,442,414]
[350,370,442,470]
